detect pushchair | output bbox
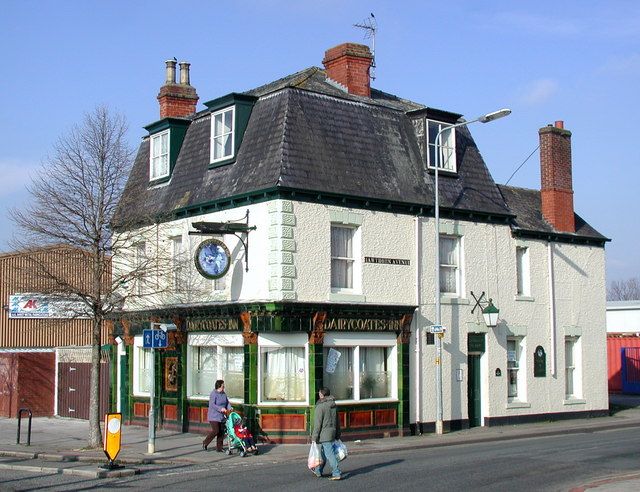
[224,411,259,457]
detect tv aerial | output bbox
[353,13,377,80]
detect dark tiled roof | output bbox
[115,67,603,246]
[497,185,608,242]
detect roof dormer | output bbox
[204,93,257,169]
[144,117,190,185]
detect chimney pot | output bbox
[555,120,564,129]
[158,60,198,119]
[165,59,177,84]
[179,61,191,85]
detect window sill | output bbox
[336,398,398,405]
[515,295,535,302]
[258,401,309,407]
[208,157,235,169]
[563,398,586,406]
[187,395,208,401]
[440,296,469,305]
[329,292,366,302]
[133,392,151,398]
[427,167,458,176]
[148,176,171,188]
[506,401,531,409]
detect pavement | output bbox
[0,394,639,487]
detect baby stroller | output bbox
[225,412,259,457]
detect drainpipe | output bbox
[547,242,557,376]
[414,216,422,431]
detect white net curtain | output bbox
[261,346,306,402]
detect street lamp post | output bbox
[433,108,511,435]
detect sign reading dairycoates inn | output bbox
[9,293,90,319]
[323,317,402,331]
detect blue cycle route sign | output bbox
[142,329,168,349]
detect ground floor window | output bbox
[323,332,397,402]
[565,336,582,399]
[259,333,308,404]
[133,335,153,396]
[507,337,526,401]
[187,333,244,401]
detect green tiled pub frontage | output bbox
[113,302,415,443]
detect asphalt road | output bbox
[2,426,640,491]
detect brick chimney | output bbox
[539,120,575,233]
[322,43,373,97]
[157,60,199,118]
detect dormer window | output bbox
[427,120,456,173]
[204,93,257,169]
[150,129,170,180]
[211,107,235,163]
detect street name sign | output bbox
[430,325,446,334]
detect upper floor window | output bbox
[516,246,531,296]
[331,225,356,290]
[439,235,461,295]
[170,235,184,292]
[150,130,170,180]
[211,107,235,163]
[427,120,456,172]
[135,241,146,296]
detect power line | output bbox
[505,145,539,185]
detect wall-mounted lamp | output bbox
[482,299,500,328]
[471,291,500,328]
[114,335,123,345]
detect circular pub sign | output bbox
[195,238,231,279]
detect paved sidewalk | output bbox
[1,395,639,484]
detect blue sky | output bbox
[1,1,638,284]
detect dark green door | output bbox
[467,354,481,427]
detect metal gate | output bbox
[57,351,110,419]
[621,347,640,394]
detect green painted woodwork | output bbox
[144,118,191,185]
[467,354,481,427]
[204,93,257,169]
[396,340,411,431]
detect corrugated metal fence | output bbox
[607,335,640,392]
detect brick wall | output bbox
[323,43,373,97]
[539,123,575,232]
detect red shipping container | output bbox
[607,335,640,393]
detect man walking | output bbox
[311,387,342,480]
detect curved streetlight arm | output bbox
[432,107,510,435]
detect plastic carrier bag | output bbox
[333,439,348,461]
[308,442,323,469]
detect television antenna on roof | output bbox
[353,13,377,80]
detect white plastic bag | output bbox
[308,442,323,469]
[333,439,348,461]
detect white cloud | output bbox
[517,79,559,106]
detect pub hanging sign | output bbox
[195,239,231,280]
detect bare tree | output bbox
[608,277,640,301]
[9,106,165,448]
